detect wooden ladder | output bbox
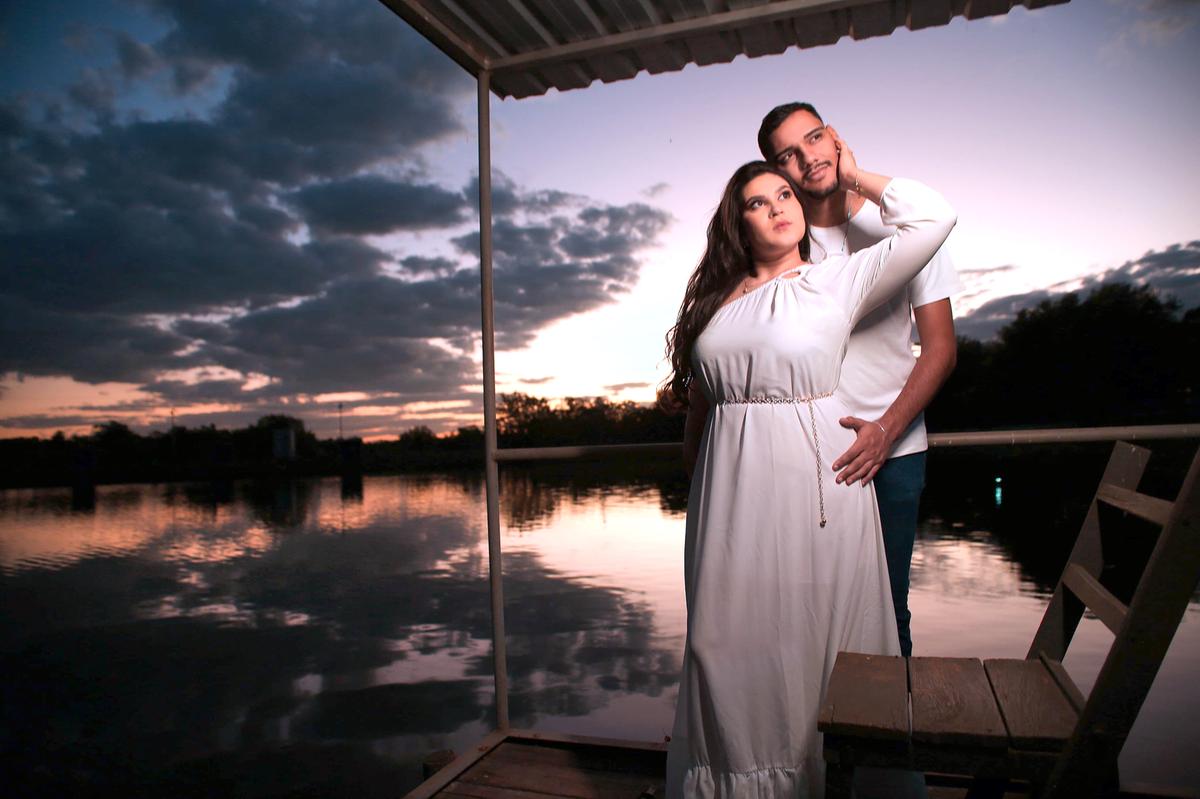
[818,441,1200,798]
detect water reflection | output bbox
[1,472,683,795]
[1,452,1197,795]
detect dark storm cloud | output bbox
[198,282,482,396]
[114,32,159,79]
[289,177,470,235]
[164,184,670,398]
[1088,240,1200,309]
[0,102,26,138]
[67,67,116,116]
[0,297,190,384]
[0,201,382,314]
[143,377,264,405]
[0,0,475,319]
[146,0,316,73]
[218,60,462,179]
[560,205,667,259]
[463,173,583,218]
[955,240,1200,340]
[398,256,461,280]
[0,413,115,430]
[0,0,672,424]
[956,290,1057,341]
[451,201,671,349]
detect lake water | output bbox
[2,461,1197,796]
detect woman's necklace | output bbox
[741,261,801,294]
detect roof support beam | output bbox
[491,0,861,73]
[378,0,490,75]
[475,70,510,731]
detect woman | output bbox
[663,139,955,797]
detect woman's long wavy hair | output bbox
[661,161,810,410]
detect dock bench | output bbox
[820,652,1082,796]
[819,441,1200,798]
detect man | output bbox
[758,102,960,657]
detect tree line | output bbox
[1,283,1195,488]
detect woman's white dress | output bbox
[666,179,956,798]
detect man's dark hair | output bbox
[757,102,823,161]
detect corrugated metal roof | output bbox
[380,0,1068,99]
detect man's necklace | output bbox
[833,193,853,255]
[814,194,854,261]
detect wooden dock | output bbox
[405,729,667,799]
[403,727,1197,798]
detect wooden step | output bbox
[984,659,1079,751]
[818,651,908,740]
[1096,482,1173,526]
[910,657,1008,748]
[1061,563,1128,635]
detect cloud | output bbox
[1101,0,1200,60]
[452,201,671,350]
[0,297,191,384]
[1092,240,1200,308]
[956,290,1057,341]
[179,183,671,397]
[462,173,583,218]
[114,32,159,80]
[955,240,1200,340]
[66,67,116,117]
[0,0,672,436]
[1126,0,1200,44]
[218,60,463,179]
[0,200,382,315]
[958,264,1016,276]
[289,177,470,235]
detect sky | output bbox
[1,0,1198,441]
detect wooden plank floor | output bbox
[409,731,1196,799]
[413,732,666,799]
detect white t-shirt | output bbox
[807,198,962,459]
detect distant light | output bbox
[995,475,1003,507]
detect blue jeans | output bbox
[874,451,926,657]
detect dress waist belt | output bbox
[718,392,832,528]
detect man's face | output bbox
[767,110,839,199]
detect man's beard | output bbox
[799,159,839,200]
[801,174,839,200]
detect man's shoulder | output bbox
[845,198,890,243]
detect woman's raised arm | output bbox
[826,133,957,325]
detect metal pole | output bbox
[477,69,509,731]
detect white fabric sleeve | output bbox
[908,243,963,308]
[833,178,957,326]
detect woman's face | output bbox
[739,172,806,260]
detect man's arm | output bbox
[831,298,957,485]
